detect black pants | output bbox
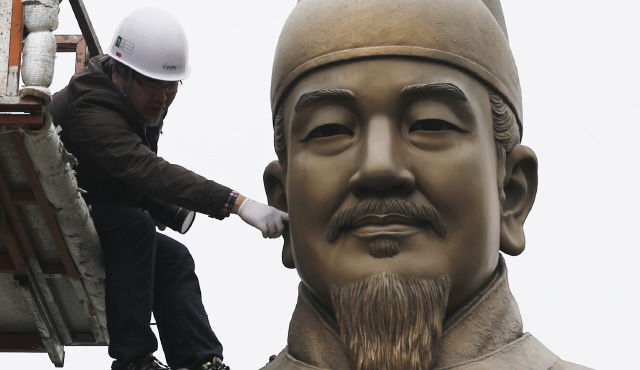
[87,198,223,369]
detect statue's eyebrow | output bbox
[295,89,356,111]
[401,83,468,101]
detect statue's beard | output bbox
[330,274,451,370]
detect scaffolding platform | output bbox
[0,0,106,366]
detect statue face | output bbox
[279,58,503,312]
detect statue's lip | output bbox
[351,224,422,240]
[349,214,423,228]
[347,214,424,239]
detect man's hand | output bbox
[237,198,289,238]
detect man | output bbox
[48,8,287,370]
[261,0,590,369]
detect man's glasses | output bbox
[132,73,182,93]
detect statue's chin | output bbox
[330,273,452,370]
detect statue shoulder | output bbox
[260,348,331,370]
[550,359,595,370]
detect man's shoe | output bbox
[196,357,230,370]
[124,355,170,370]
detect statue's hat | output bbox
[271,0,523,134]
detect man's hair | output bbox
[113,59,132,83]
[273,87,521,185]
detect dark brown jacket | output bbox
[49,55,232,219]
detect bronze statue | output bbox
[261,0,592,369]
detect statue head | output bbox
[265,0,537,339]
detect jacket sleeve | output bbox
[65,96,234,219]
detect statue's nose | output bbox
[349,115,415,197]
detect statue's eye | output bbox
[409,119,462,133]
[305,124,354,139]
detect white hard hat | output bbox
[107,7,191,81]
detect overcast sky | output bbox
[4,1,640,369]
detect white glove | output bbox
[237,198,289,238]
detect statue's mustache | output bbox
[326,198,446,243]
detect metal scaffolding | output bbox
[0,0,106,366]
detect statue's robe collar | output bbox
[261,255,585,369]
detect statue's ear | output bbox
[264,161,295,268]
[500,144,538,256]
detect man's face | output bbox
[128,72,178,121]
[279,58,503,312]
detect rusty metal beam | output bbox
[0,333,46,352]
[54,35,90,73]
[8,132,80,279]
[0,198,28,275]
[8,0,24,66]
[0,96,42,114]
[0,254,17,273]
[74,38,88,73]
[9,191,38,205]
[18,272,65,366]
[0,157,39,262]
[55,35,84,52]
[7,0,24,96]
[41,264,67,278]
[68,0,102,58]
[0,114,43,128]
